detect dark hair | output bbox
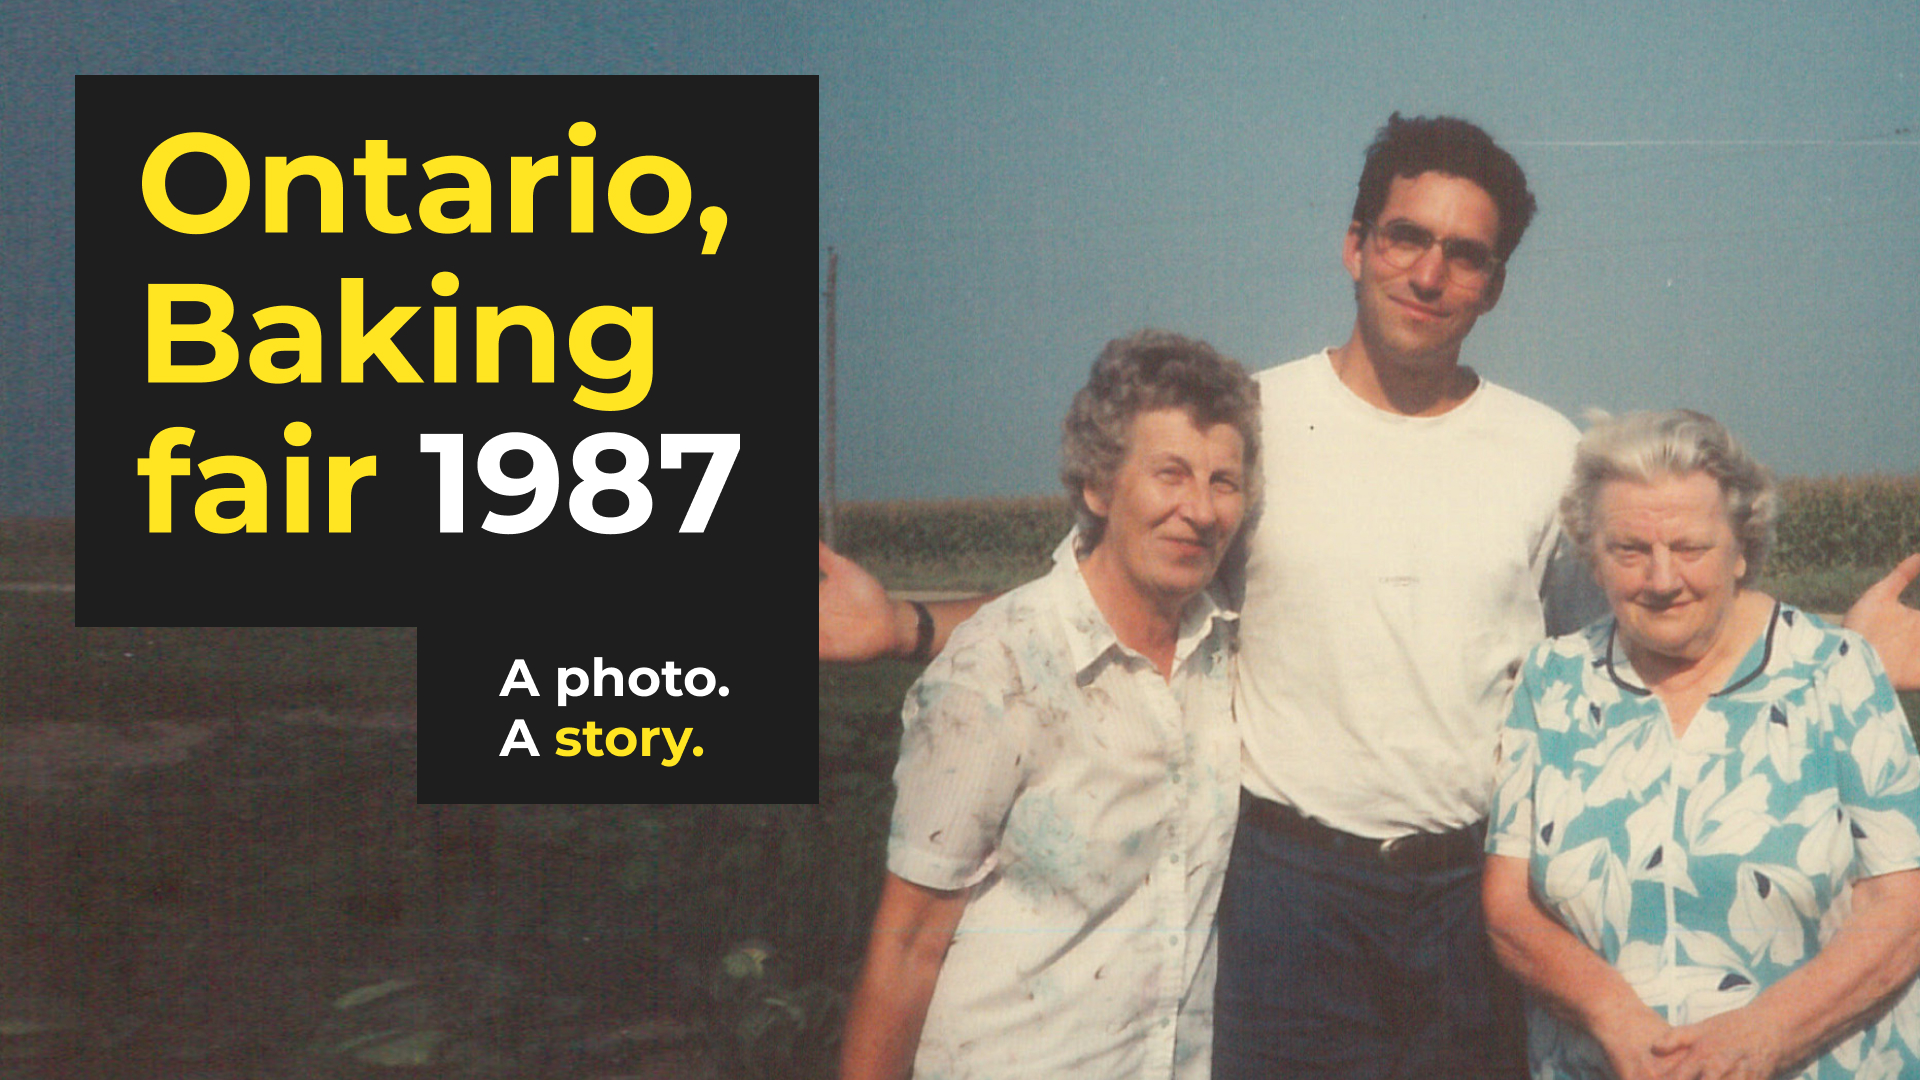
[1060,329,1261,554]
[1351,112,1537,262]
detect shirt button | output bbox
[1169,851,1182,864]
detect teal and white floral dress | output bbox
[1488,603,1920,1080]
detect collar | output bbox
[1048,531,1237,681]
[1603,598,1781,698]
[1317,346,1487,423]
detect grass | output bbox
[0,600,417,723]
[1758,565,1910,619]
[0,517,75,583]
[0,520,416,722]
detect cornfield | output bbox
[1772,475,1920,573]
[823,496,1074,565]
[823,476,1920,575]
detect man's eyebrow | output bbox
[1382,216,1492,242]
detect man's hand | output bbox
[1843,553,1920,692]
[820,541,905,662]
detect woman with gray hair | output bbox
[841,330,1260,1079]
[1483,409,1920,1080]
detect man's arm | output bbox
[1482,855,1676,1080]
[1649,868,1920,1079]
[839,873,969,1080]
[1843,554,1920,692]
[819,542,992,663]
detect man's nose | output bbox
[1407,243,1448,293]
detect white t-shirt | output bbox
[1234,350,1604,838]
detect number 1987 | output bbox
[419,432,738,534]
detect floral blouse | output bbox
[1488,603,1920,1079]
[887,542,1241,1079]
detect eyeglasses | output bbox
[1369,220,1503,287]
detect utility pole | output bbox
[822,248,838,549]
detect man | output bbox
[839,330,1259,1079]
[819,114,1920,1076]
[1206,113,1573,1078]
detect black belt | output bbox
[1239,793,1485,873]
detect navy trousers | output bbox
[1212,803,1529,1079]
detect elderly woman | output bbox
[839,330,1260,1079]
[1483,409,1920,1080]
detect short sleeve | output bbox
[1825,634,1920,879]
[1487,649,1547,858]
[886,647,1028,891]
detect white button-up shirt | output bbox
[888,542,1241,1079]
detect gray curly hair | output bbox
[1059,329,1261,555]
[1560,409,1777,587]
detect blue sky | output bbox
[4,1,1917,515]
[815,0,1920,501]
